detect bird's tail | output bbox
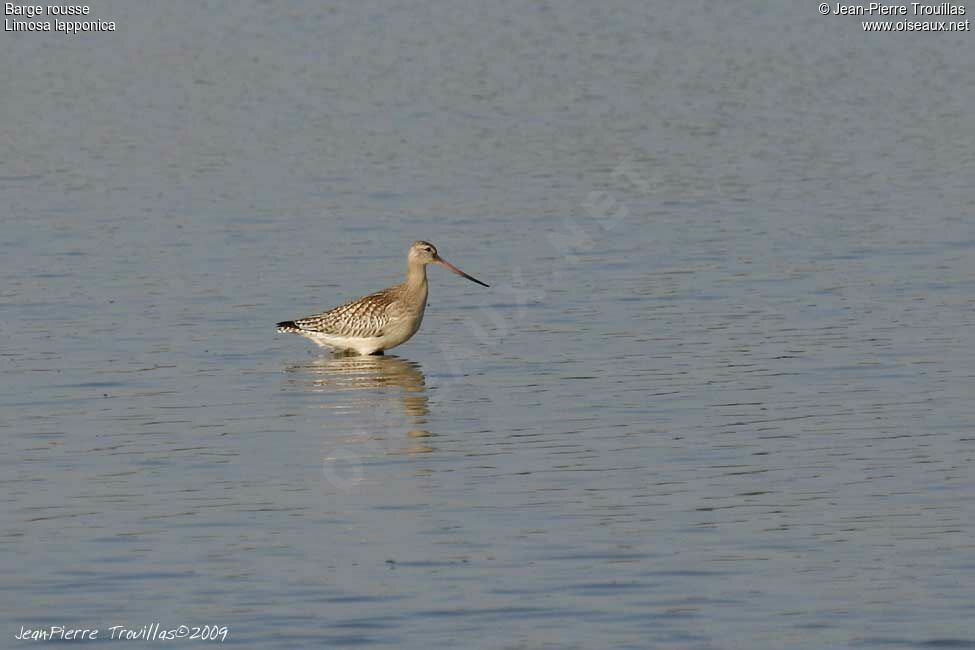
[276,320,303,333]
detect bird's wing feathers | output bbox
[293,288,396,338]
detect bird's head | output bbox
[408,240,489,287]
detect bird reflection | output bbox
[283,354,433,455]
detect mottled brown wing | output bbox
[292,288,395,338]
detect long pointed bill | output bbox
[435,257,489,287]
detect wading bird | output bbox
[277,241,489,355]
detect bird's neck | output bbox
[405,261,428,294]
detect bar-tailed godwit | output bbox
[276,241,488,355]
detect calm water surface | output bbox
[2,1,975,648]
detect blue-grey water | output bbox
[3,1,974,648]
